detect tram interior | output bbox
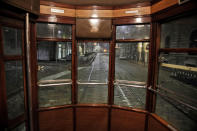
[0,0,197,131]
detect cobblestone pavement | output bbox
[38,53,197,131]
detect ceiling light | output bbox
[125,10,138,14]
[136,18,142,23]
[91,14,98,18]
[51,8,64,13]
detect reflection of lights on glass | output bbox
[58,30,61,34]
[125,10,138,14]
[94,42,97,46]
[48,24,55,28]
[138,42,143,52]
[90,19,99,24]
[104,49,107,53]
[136,25,144,28]
[136,18,142,23]
[115,44,120,48]
[89,19,100,32]
[48,16,57,22]
[91,14,98,18]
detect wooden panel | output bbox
[40,5,75,17]
[148,114,174,131]
[113,16,151,25]
[76,10,113,18]
[76,107,108,131]
[40,4,151,18]
[37,15,75,24]
[40,0,75,9]
[39,108,73,131]
[151,0,178,14]
[76,19,112,38]
[113,6,151,18]
[2,0,40,14]
[111,108,146,131]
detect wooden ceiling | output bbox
[44,0,151,6]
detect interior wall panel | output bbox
[111,109,146,131]
[151,0,178,14]
[39,108,73,131]
[76,107,108,131]
[148,114,173,131]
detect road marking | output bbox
[88,55,96,82]
[117,84,131,107]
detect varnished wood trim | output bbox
[0,16,24,29]
[0,24,9,128]
[149,113,178,131]
[112,105,148,114]
[37,38,72,42]
[76,5,113,10]
[151,0,178,14]
[40,0,75,9]
[151,0,162,5]
[72,25,77,104]
[75,104,109,108]
[113,16,151,25]
[76,9,113,18]
[40,5,76,17]
[30,23,39,131]
[38,105,73,112]
[0,8,25,21]
[114,2,151,9]
[159,48,197,53]
[152,1,197,22]
[114,6,151,18]
[8,114,25,128]
[116,39,150,43]
[108,26,115,105]
[37,14,76,24]
[3,56,23,61]
[39,3,151,18]
[77,39,110,42]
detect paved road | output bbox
[38,52,197,131]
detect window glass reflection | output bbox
[160,15,197,48]
[156,53,197,131]
[77,42,109,104]
[114,85,146,109]
[37,41,72,81]
[77,42,109,83]
[36,23,72,39]
[2,27,22,55]
[11,122,26,131]
[116,24,150,40]
[115,42,149,82]
[39,84,71,107]
[5,61,24,120]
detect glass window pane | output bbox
[157,53,197,131]
[2,27,22,55]
[78,84,108,104]
[160,15,197,48]
[77,42,109,104]
[116,24,150,40]
[39,84,71,107]
[78,42,109,83]
[115,42,149,82]
[37,41,72,81]
[11,122,26,131]
[158,53,197,96]
[156,95,197,131]
[114,85,146,109]
[5,61,24,120]
[36,23,72,39]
